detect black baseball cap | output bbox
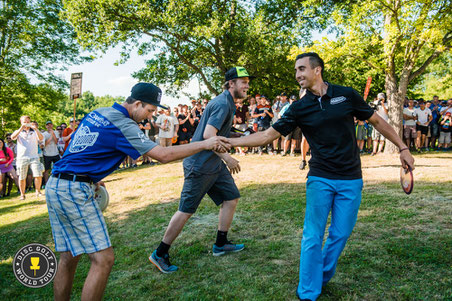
[45,121,53,125]
[131,83,168,109]
[280,92,287,97]
[225,67,255,81]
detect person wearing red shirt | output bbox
[62,118,80,152]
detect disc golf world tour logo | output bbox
[13,243,57,288]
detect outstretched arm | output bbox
[145,136,230,164]
[229,127,281,148]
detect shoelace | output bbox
[162,254,172,266]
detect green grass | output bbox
[0,154,451,300]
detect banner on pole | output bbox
[70,73,83,100]
[363,76,372,101]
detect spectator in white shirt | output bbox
[415,100,432,151]
[11,115,44,200]
[156,107,179,147]
[42,121,61,183]
[403,99,417,149]
[371,93,388,155]
[55,125,65,155]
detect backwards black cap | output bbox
[225,66,255,81]
[131,83,168,109]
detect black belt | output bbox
[54,173,93,184]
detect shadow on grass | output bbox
[0,200,44,215]
[0,181,450,300]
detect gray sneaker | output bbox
[149,250,178,273]
[212,242,245,256]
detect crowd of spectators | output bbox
[1,94,450,198]
[0,117,80,199]
[354,94,452,155]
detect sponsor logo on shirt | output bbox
[138,132,148,143]
[330,96,347,105]
[69,125,99,153]
[86,112,111,127]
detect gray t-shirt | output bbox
[183,90,235,174]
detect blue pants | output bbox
[297,176,363,300]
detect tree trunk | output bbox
[385,74,404,154]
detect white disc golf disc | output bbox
[94,186,109,211]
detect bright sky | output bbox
[61,47,203,108]
[59,32,329,108]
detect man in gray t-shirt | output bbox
[150,67,254,273]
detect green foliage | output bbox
[62,0,331,99]
[0,0,89,135]
[58,92,124,121]
[3,91,124,135]
[292,1,451,100]
[412,52,452,100]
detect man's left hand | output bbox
[95,181,105,192]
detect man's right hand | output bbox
[225,156,241,174]
[204,136,231,153]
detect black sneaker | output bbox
[299,160,307,170]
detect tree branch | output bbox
[408,30,452,82]
[375,0,395,13]
[408,47,448,83]
[142,31,220,95]
[345,54,385,73]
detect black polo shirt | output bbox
[272,83,375,179]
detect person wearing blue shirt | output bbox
[46,82,230,301]
[150,67,253,274]
[429,96,441,149]
[227,53,415,301]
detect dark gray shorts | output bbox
[179,163,240,213]
[284,127,302,141]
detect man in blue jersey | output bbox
[45,82,230,301]
[150,67,252,273]
[226,53,415,300]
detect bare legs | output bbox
[54,248,114,301]
[162,198,239,245]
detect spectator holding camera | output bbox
[10,115,44,200]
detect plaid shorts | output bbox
[17,157,43,179]
[45,176,111,256]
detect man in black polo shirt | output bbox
[228,53,414,300]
